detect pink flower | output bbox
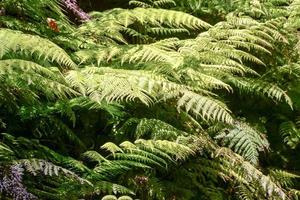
[62,0,90,22]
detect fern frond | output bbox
[78,8,211,43]
[180,68,232,91]
[91,181,134,196]
[0,59,77,104]
[215,121,269,165]
[74,45,123,66]
[217,148,288,200]
[94,160,151,177]
[66,67,184,105]
[236,185,255,200]
[130,0,176,8]
[121,43,183,68]
[0,29,76,69]
[147,27,189,35]
[135,118,187,140]
[101,142,124,156]
[216,148,288,200]
[129,0,152,8]
[95,137,200,178]
[134,8,211,29]
[279,121,300,149]
[289,189,300,199]
[135,138,195,160]
[102,195,118,200]
[177,90,233,124]
[118,196,133,200]
[0,141,15,160]
[227,77,293,108]
[17,159,90,184]
[154,0,176,7]
[82,151,111,164]
[64,159,91,174]
[35,116,85,148]
[269,168,300,188]
[114,153,164,167]
[0,59,60,77]
[120,142,169,167]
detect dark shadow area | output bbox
[78,0,129,12]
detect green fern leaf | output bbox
[0,29,76,69]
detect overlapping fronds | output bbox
[0,0,67,23]
[73,9,292,115]
[65,67,183,105]
[1,0,299,199]
[129,8,211,29]
[135,118,187,139]
[17,159,88,183]
[174,0,284,19]
[227,77,293,108]
[269,169,300,188]
[66,67,237,123]
[77,8,211,44]
[0,29,76,69]
[216,148,288,200]
[177,91,233,124]
[75,40,183,67]
[91,136,204,178]
[74,40,183,67]
[215,121,269,164]
[0,0,74,35]
[129,0,176,8]
[74,45,123,66]
[0,133,90,188]
[279,119,300,149]
[121,42,183,67]
[0,59,77,105]
[286,0,300,29]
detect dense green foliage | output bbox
[1,0,300,199]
